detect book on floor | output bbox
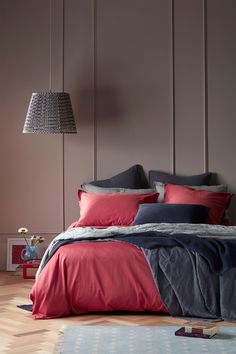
[183,320,219,336]
[175,327,217,339]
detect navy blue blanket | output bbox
[46,231,236,275]
[113,232,236,274]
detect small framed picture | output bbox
[7,238,28,271]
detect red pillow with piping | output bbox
[164,183,233,225]
[77,190,159,226]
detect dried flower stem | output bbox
[23,235,30,247]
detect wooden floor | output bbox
[0,271,234,354]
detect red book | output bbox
[175,327,216,339]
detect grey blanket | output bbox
[37,223,236,321]
[144,247,236,321]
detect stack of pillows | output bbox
[74,164,233,227]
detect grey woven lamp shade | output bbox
[23,92,77,133]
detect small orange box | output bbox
[22,262,40,279]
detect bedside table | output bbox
[22,260,41,279]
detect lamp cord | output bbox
[49,0,52,91]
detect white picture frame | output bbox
[7,238,29,271]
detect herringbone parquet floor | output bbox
[0,271,233,354]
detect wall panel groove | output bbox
[203,0,209,172]
[170,0,176,175]
[92,0,98,181]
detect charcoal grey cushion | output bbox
[81,184,154,194]
[133,203,209,225]
[88,165,149,189]
[149,170,211,188]
[154,182,227,202]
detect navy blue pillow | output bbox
[133,203,209,225]
[148,171,212,188]
[90,164,149,189]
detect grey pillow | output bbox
[81,184,154,194]
[154,182,227,203]
[89,164,149,189]
[149,170,212,188]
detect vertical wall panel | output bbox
[64,0,94,227]
[174,0,205,174]
[208,0,236,221]
[0,0,63,234]
[96,0,172,179]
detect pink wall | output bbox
[0,0,236,269]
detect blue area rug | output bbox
[17,304,32,312]
[58,325,236,354]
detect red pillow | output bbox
[164,183,233,225]
[77,190,159,226]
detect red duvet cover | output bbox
[30,241,167,319]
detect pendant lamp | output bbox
[23,92,76,134]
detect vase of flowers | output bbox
[18,227,44,262]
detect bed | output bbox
[30,223,236,320]
[30,166,236,321]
